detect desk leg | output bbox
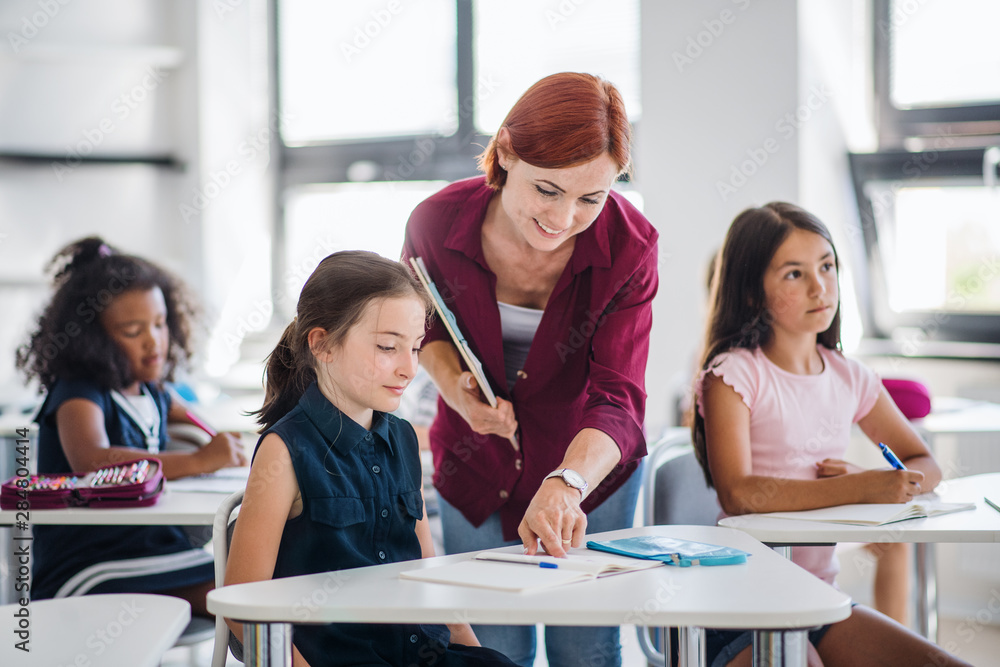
[243,621,292,667]
[915,542,938,643]
[676,627,706,667]
[752,629,807,667]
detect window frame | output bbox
[269,0,491,319]
[848,147,1000,357]
[268,0,641,323]
[872,0,1000,147]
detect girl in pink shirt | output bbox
[692,203,969,667]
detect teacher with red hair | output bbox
[402,72,658,667]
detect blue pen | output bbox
[878,442,907,470]
[539,562,559,569]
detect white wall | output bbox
[637,0,800,436]
[0,0,202,395]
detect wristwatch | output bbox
[543,468,588,496]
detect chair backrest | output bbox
[643,428,721,528]
[211,488,244,667]
[882,378,932,420]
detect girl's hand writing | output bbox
[815,458,864,477]
[195,432,247,471]
[452,371,518,444]
[857,468,924,504]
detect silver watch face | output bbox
[560,469,587,489]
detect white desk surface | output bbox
[719,472,1000,544]
[208,525,851,631]
[0,485,229,526]
[916,397,1000,436]
[0,593,190,667]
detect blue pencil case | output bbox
[586,535,750,567]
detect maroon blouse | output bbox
[402,177,659,539]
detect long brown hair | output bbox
[692,202,842,486]
[477,72,632,189]
[255,251,432,432]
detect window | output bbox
[874,0,1000,146]
[278,0,458,144]
[273,0,642,312]
[472,1,640,133]
[852,1,1000,355]
[849,149,1000,352]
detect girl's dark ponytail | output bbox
[256,320,316,432]
[47,236,117,286]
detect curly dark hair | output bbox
[16,236,200,392]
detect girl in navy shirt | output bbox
[225,251,514,666]
[17,236,247,612]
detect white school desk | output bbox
[0,593,190,666]
[0,486,232,527]
[917,397,1000,437]
[0,483,233,605]
[719,472,1000,643]
[208,525,851,667]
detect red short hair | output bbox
[477,72,632,190]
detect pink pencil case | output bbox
[1,458,163,510]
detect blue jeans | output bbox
[438,463,643,667]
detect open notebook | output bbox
[755,494,976,526]
[399,550,663,593]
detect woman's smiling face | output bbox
[498,152,619,253]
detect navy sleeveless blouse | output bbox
[261,382,453,665]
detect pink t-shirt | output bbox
[696,345,881,584]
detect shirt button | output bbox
[381,508,389,518]
[499,489,509,499]
[409,634,418,644]
[514,459,522,471]
[378,550,386,560]
[365,433,372,440]
[516,369,528,379]
[372,465,381,474]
